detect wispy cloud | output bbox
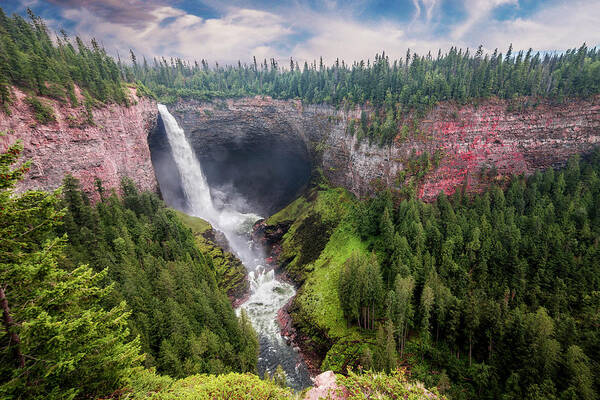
[17,0,600,64]
[412,0,438,23]
[58,3,292,63]
[47,0,161,27]
[472,0,600,52]
[451,0,518,41]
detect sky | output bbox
[3,0,600,65]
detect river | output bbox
[157,104,311,390]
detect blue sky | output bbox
[3,0,599,64]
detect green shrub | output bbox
[123,370,294,399]
[25,95,55,124]
[337,369,446,400]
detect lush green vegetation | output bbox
[0,141,142,398]
[121,366,443,399]
[337,368,445,400]
[174,210,249,298]
[24,94,55,123]
[274,153,600,399]
[58,176,258,378]
[0,142,445,398]
[0,7,130,113]
[131,43,600,144]
[0,142,260,398]
[122,368,295,399]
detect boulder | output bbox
[304,371,346,400]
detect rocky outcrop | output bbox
[251,219,292,267]
[0,86,158,200]
[174,210,250,303]
[304,371,346,400]
[304,370,442,400]
[166,96,600,202]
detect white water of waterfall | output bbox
[157,104,311,390]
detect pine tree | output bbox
[0,141,142,398]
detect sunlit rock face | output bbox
[153,95,600,208]
[0,86,158,201]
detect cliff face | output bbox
[6,87,596,206]
[157,98,314,214]
[0,87,158,200]
[165,96,600,203]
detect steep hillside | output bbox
[0,86,158,200]
[257,151,600,399]
[174,210,249,300]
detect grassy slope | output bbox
[268,186,376,371]
[174,210,249,298]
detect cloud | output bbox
[451,0,518,40]
[412,0,438,22]
[471,0,600,51]
[58,3,292,63]
[290,11,448,63]
[39,0,600,65]
[47,0,162,27]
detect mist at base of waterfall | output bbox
[157,104,312,390]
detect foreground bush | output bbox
[337,369,445,400]
[123,369,294,399]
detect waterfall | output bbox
[158,104,260,267]
[157,104,311,390]
[157,104,217,220]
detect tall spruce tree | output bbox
[0,140,142,398]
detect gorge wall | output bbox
[0,87,158,200]
[157,96,600,209]
[3,88,598,208]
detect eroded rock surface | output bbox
[0,87,158,200]
[164,96,600,202]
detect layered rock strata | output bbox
[0,87,158,200]
[164,96,600,202]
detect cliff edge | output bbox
[0,86,158,200]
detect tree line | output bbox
[338,152,600,399]
[0,7,129,115]
[2,7,599,144]
[130,43,600,144]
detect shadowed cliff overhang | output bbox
[148,105,313,216]
[149,96,600,211]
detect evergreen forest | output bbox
[0,6,599,400]
[338,152,600,399]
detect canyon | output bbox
[3,88,599,208]
[156,95,600,212]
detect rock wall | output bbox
[7,88,595,206]
[0,86,158,200]
[168,96,600,202]
[160,98,314,214]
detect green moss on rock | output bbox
[174,210,249,299]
